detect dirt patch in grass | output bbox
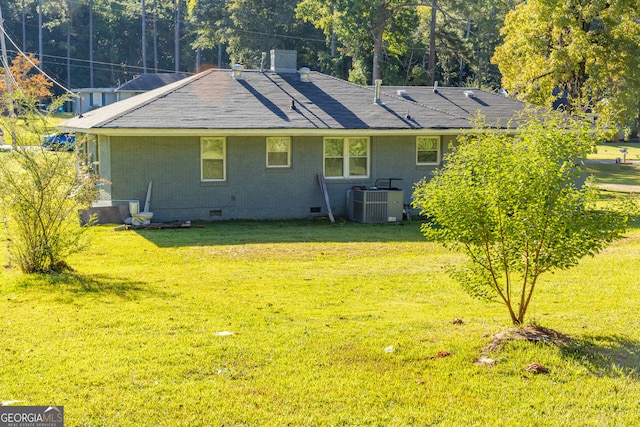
[486,325,573,352]
[477,325,573,366]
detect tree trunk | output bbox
[428,0,437,85]
[372,30,383,82]
[371,2,390,83]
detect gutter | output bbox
[58,126,517,138]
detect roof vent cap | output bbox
[396,89,407,97]
[232,64,244,80]
[374,79,383,104]
[464,90,475,98]
[260,52,267,72]
[298,67,311,82]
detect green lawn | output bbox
[1,220,639,426]
[586,162,640,187]
[590,141,640,161]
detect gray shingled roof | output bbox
[115,73,191,92]
[63,68,525,132]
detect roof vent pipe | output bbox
[433,81,438,94]
[232,64,244,80]
[374,79,382,104]
[298,67,311,82]
[260,52,267,72]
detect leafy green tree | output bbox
[0,95,100,273]
[492,0,640,134]
[413,111,629,325]
[296,0,424,84]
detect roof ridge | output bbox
[92,70,215,128]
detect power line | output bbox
[1,26,77,96]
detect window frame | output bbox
[200,136,227,182]
[266,136,291,168]
[416,136,441,165]
[323,136,370,179]
[91,92,103,107]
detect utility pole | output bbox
[174,0,181,73]
[21,0,26,50]
[38,0,43,65]
[428,0,437,86]
[0,5,13,98]
[153,0,158,72]
[174,0,181,72]
[66,0,71,89]
[141,0,147,73]
[89,0,94,87]
[0,5,16,145]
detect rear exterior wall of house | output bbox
[97,133,456,222]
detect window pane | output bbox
[325,158,343,177]
[417,136,438,164]
[417,137,437,151]
[349,138,368,156]
[267,137,290,167]
[267,137,289,153]
[418,151,438,163]
[202,138,224,159]
[349,157,367,176]
[268,152,288,166]
[324,138,344,157]
[203,159,224,179]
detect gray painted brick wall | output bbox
[105,133,454,221]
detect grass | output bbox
[586,162,640,187]
[0,113,70,146]
[590,141,640,161]
[1,220,640,426]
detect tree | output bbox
[0,95,100,273]
[492,0,640,134]
[296,0,424,84]
[0,54,53,107]
[412,111,629,325]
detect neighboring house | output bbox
[62,50,526,223]
[71,73,190,115]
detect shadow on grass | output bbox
[11,272,160,301]
[133,219,427,248]
[562,334,640,378]
[587,163,640,186]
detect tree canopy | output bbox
[412,111,629,325]
[492,0,640,133]
[0,0,510,90]
[0,54,52,105]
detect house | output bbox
[71,73,191,115]
[62,50,526,223]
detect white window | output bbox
[324,137,369,178]
[201,137,226,181]
[416,136,440,165]
[266,137,291,168]
[91,92,103,107]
